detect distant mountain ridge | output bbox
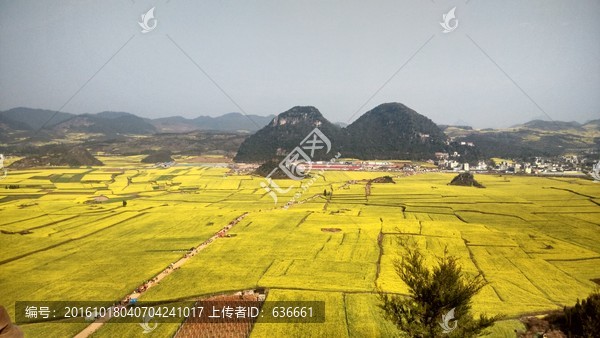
[0,107,273,135]
[512,120,584,131]
[9,145,103,168]
[0,107,73,130]
[152,113,275,133]
[52,113,157,136]
[445,118,600,158]
[1,105,597,160]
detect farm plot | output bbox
[251,290,348,338]
[1,168,599,337]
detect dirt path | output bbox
[73,212,249,338]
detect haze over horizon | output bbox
[1,0,599,128]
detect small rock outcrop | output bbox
[449,172,485,188]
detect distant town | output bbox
[232,154,598,179]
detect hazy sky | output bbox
[1,0,599,128]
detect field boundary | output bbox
[73,212,249,338]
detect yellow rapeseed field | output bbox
[1,163,598,337]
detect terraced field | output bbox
[1,160,599,337]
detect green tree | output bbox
[379,238,499,337]
[560,290,600,337]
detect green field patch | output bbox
[261,259,375,291]
[486,319,527,337]
[0,213,76,233]
[460,225,519,247]
[512,257,592,303]
[344,293,401,337]
[382,219,420,234]
[20,318,92,338]
[251,290,347,338]
[0,211,140,262]
[403,204,454,214]
[513,232,599,260]
[419,221,464,238]
[549,258,600,287]
[468,246,562,314]
[529,217,600,255]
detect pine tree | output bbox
[379,238,499,337]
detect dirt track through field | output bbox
[73,212,249,338]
